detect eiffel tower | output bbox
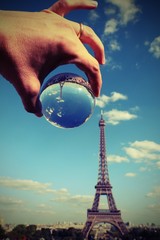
[83,113,128,239]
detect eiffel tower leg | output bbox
[83,218,96,239]
[117,220,128,235]
[83,221,92,239]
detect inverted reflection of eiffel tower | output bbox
[83,113,128,239]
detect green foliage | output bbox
[52,227,83,240]
[0,225,6,239]
[2,225,160,240]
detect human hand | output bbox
[0,1,105,117]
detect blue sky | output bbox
[0,0,160,226]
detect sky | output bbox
[0,0,160,227]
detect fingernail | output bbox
[92,1,98,7]
[35,112,43,117]
[103,59,106,65]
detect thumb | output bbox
[14,75,43,117]
[48,0,98,17]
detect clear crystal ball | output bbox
[39,73,95,128]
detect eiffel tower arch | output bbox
[83,113,128,239]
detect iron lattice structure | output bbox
[83,114,128,239]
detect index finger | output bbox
[68,43,102,97]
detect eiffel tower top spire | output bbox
[99,110,105,125]
[97,112,110,186]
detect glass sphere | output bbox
[39,73,95,128]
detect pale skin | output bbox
[0,0,105,117]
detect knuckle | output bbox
[85,26,95,37]
[25,83,40,98]
[22,82,40,114]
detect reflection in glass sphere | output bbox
[39,73,95,128]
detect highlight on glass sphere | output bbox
[39,73,95,128]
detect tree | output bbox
[0,225,6,239]
[26,225,37,239]
[8,224,27,240]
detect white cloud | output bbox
[96,95,110,108]
[148,203,160,212]
[144,40,150,46]
[35,209,55,215]
[0,177,70,195]
[104,18,118,36]
[105,56,122,70]
[156,161,160,169]
[96,92,127,108]
[111,92,127,101]
[106,0,140,25]
[89,10,99,21]
[0,196,23,206]
[53,194,93,205]
[103,0,140,39]
[0,177,55,194]
[146,186,160,198]
[131,140,160,152]
[103,109,137,125]
[108,154,129,163]
[109,39,121,51]
[125,172,136,177]
[130,106,140,113]
[139,166,150,172]
[104,7,116,15]
[0,177,94,212]
[124,140,160,162]
[149,36,160,59]
[70,195,93,204]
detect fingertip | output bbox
[23,94,43,117]
[35,112,43,117]
[91,1,98,7]
[35,98,43,117]
[91,83,101,98]
[102,57,106,65]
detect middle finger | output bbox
[67,20,106,65]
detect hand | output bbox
[0,0,105,116]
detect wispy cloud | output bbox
[108,154,129,163]
[106,0,140,25]
[146,186,160,198]
[104,56,122,70]
[96,92,127,108]
[104,7,116,15]
[124,140,160,162]
[104,18,119,36]
[0,196,23,206]
[148,36,160,59]
[125,172,137,177]
[0,177,55,194]
[53,194,93,205]
[0,177,95,212]
[35,209,55,215]
[148,203,160,212]
[102,0,141,70]
[0,177,69,195]
[103,109,137,125]
[109,39,121,51]
[156,161,160,169]
[139,166,151,172]
[89,10,100,21]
